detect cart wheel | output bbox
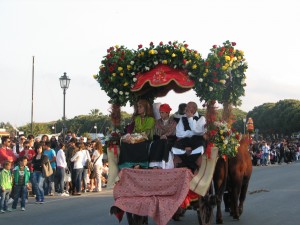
[126,212,144,225]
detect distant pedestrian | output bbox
[32,143,47,203]
[70,142,84,195]
[0,161,13,213]
[43,141,56,196]
[91,141,103,192]
[56,143,69,196]
[12,156,30,211]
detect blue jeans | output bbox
[56,167,65,193]
[44,168,56,195]
[32,171,45,201]
[263,153,269,165]
[12,185,27,209]
[74,168,83,193]
[0,189,11,211]
[82,168,88,190]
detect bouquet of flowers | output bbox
[209,121,241,158]
[121,132,148,144]
[195,40,248,106]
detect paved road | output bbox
[2,162,300,225]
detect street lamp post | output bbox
[243,118,247,134]
[52,124,56,134]
[94,124,97,140]
[59,72,71,142]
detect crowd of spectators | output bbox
[249,138,300,166]
[0,132,108,213]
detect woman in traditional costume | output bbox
[118,99,155,169]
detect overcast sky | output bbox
[1,0,300,127]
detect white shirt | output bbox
[262,145,270,154]
[82,149,91,166]
[13,144,24,158]
[92,150,103,166]
[56,149,67,168]
[70,150,84,169]
[176,112,206,138]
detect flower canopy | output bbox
[94,40,247,107]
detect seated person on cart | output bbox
[118,99,155,169]
[171,101,206,173]
[149,103,177,169]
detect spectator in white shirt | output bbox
[12,135,26,158]
[70,143,84,195]
[81,142,91,193]
[91,141,103,192]
[56,143,69,196]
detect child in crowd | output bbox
[12,156,30,211]
[0,161,13,213]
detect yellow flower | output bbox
[123,82,128,86]
[225,55,231,61]
[239,50,244,56]
[203,73,207,77]
[221,136,224,140]
[220,130,223,134]
[172,53,176,57]
[165,49,169,54]
[141,52,145,56]
[238,56,242,60]
[222,66,227,71]
[93,74,97,79]
[195,53,201,59]
[115,45,119,49]
[112,73,116,77]
[120,73,124,77]
[219,80,226,84]
[180,47,185,52]
[127,65,132,70]
[192,64,197,69]
[162,60,168,64]
[118,67,123,71]
[149,49,155,55]
[205,69,208,73]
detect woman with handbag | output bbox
[31,143,48,203]
[91,141,103,192]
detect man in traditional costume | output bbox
[171,101,206,172]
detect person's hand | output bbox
[160,135,167,140]
[185,147,192,155]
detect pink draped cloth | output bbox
[113,168,193,225]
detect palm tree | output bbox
[89,109,101,117]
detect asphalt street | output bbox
[1,161,300,225]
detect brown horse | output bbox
[226,136,252,220]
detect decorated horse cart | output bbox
[94,40,252,225]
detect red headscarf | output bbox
[159,104,172,113]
